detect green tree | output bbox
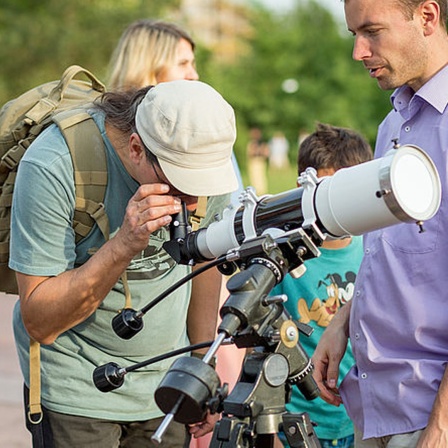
[203,1,390,173]
[0,0,179,104]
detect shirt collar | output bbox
[391,64,448,115]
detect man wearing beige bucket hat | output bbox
[9,80,238,447]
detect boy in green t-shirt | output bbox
[273,122,372,448]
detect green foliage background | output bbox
[0,0,179,94]
[0,0,391,193]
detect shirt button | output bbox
[361,373,368,379]
[365,248,370,254]
[404,126,411,132]
[356,290,361,296]
[355,333,360,340]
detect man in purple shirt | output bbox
[312,0,448,447]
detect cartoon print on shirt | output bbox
[297,271,356,327]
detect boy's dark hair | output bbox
[297,122,372,175]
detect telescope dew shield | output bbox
[314,145,441,237]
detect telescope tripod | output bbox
[155,233,322,447]
[211,412,320,448]
[209,348,321,448]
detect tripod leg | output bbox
[210,416,252,448]
[255,433,275,448]
[282,412,321,448]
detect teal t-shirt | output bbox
[9,109,229,421]
[271,237,362,441]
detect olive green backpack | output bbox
[0,65,109,295]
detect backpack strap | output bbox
[190,196,208,231]
[52,108,109,242]
[27,108,111,425]
[27,339,43,425]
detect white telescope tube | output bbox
[166,144,441,264]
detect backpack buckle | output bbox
[1,143,27,170]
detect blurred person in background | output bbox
[108,19,199,89]
[246,126,269,195]
[268,130,290,170]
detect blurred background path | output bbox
[0,292,30,447]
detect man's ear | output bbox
[420,0,440,36]
[129,133,145,163]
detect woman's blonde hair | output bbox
[107,19,195,90]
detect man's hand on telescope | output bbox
[311,301,351,406]
[188,410,220,438]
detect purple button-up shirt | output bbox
[340,65,448,439]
